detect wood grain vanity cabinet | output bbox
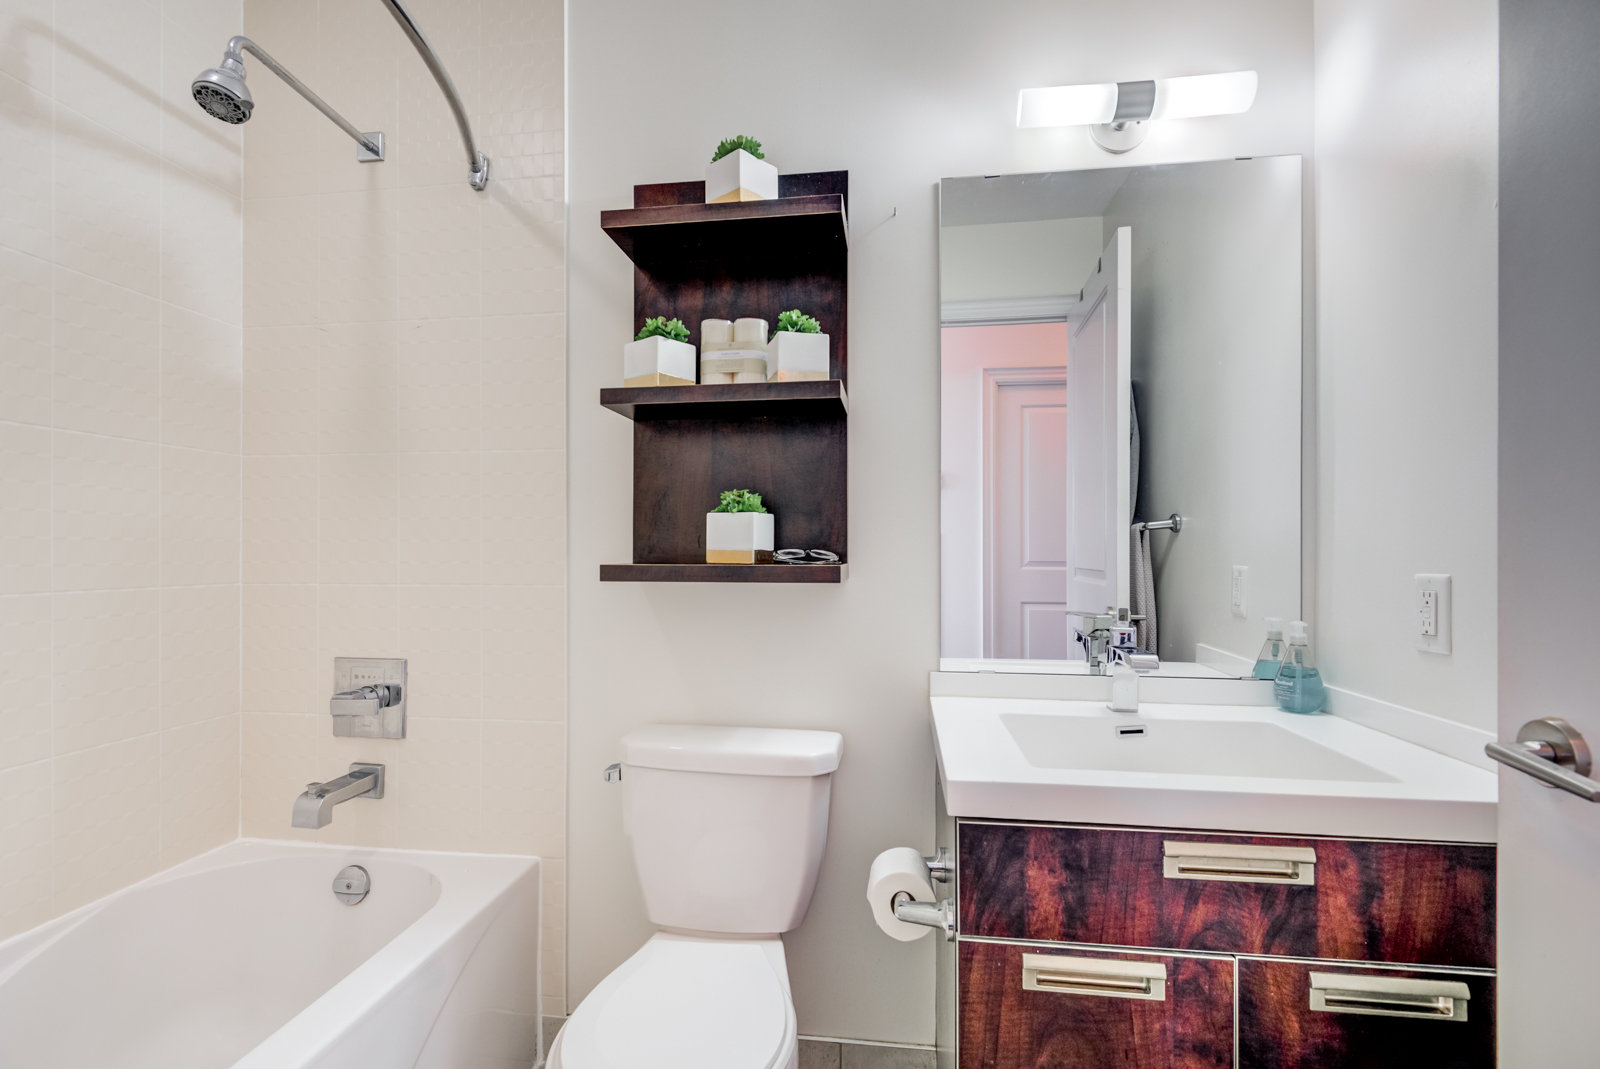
[954,821,1496,1068]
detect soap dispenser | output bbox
[1253,618,1286,680]
[1274,620,1327,714]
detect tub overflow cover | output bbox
[333,864,371,905]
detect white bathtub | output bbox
[0,839,542,1069]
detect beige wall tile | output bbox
[0,759,53,940]
[53,109,162,297]
[53,430,160,591]
[162,164,244,323]
[318,320,398,454]
[318,190,398,323]
[319,452,397,584]
[395,183,480,319]
[53,0,162,155]
[393,42,482,189]
[53,733,161,912]
[483,450,565,586]
[540,855,566,1013]
[0,594,52,770]
[0,423,51,595]
[161,584,240,729]
[0,76,53,262]
[242,583,318,713]
[160,713,240,864]
[0,0,52,95]
[481,585,565,721]
[243,324,320,455]
[244,454,318,584]
[397,717,481,851]
[243,195,318,327]
[162,305,243,453]
[397,317,481,453]
[317,583,399,677]
[397,584,481,719]
[0,248,53,427]
[54,268,161,442]
[482,313,564,452]
[398,451,481,585]
[161,445,241,587]
[239,0,318,201]
[309,0,398,197]
[53,588,161,753]
[481,719,564,857]
[481,180,563,317]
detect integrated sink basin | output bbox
[934,696,1497,842]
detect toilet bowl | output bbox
[546,932,797,1069]
[549,725,842,1069]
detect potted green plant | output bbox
[705,489,774,564]
[767,309,829,382]
[705,136,778,204]
[623,316,695,387]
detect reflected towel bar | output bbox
[1141,514,1183,533]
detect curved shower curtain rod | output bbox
[378,0,489,191]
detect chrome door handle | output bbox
[1486,717,1600,802]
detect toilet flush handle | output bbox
[603,763,622,783]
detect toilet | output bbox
[548,724,844,1069]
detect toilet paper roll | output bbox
[700,319,734,350]
[867,847,936,942]
[733,318,769,346]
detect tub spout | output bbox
[292,763,385,829]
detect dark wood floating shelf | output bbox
[601,195,848,270]
[600,563,847,584]
[600,380,848,422]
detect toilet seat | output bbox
[548,932,797,1069]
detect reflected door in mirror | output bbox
[989,370,1069,658]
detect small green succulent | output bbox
[772,309,822,339]
[712,489,767,514]
[635,316,690,343]
[710,136,765,163]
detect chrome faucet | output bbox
[292,762,385,829]
[1068,610,1119,674]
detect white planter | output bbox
[705,511,774,564]
[767,331,830,381]
[705,149,778,204]
[623,336,696,387]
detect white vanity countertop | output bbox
[932,695,1498,843]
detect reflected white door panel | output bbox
[986,374,1068,659]
[1064,228,1132,616]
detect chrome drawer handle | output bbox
[1021,953,1166,1002]
[1309,972,1470,1022]
[1163,841,1316,886]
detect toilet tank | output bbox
[620,725,844,935]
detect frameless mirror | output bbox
[939,156,1302,678]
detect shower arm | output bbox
[225,37,383,159]
[378,0,490,191]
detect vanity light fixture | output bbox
[1016,70,1258,153]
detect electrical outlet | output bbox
[1231,566,1248,618]
[1415,575,1452,654]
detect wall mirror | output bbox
[939,155,1302,678]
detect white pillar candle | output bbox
[733,318,769,346]
[700,319,734,351]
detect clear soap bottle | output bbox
[1253,617,1286,680]
[1274,620,1327,714]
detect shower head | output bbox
[192,55,252,124]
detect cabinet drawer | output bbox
[960,822,1495,968]
[959,941,1233,1069]
[1238,958,1494,1068]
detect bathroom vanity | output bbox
[929,682,1499,1069]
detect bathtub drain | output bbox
[333,864,371,905]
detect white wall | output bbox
[0,0,244,938]
[1102,157,1303,663]
[1312,0,1498,730]
[237,0,567,1018]
[568,0,1312,1043]
[939,218,1103,301]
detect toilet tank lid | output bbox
[622,725,843,776]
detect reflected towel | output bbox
[1130,523,1157,654]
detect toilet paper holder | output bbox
[892,891,956,941]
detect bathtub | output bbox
[0,839,542,1069]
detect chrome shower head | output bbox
[192,55,252,124]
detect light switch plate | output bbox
[332,657,407,738]
[1415,575,1452,654]
[1231,566,1248,618]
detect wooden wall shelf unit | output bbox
[599,171,850,585]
